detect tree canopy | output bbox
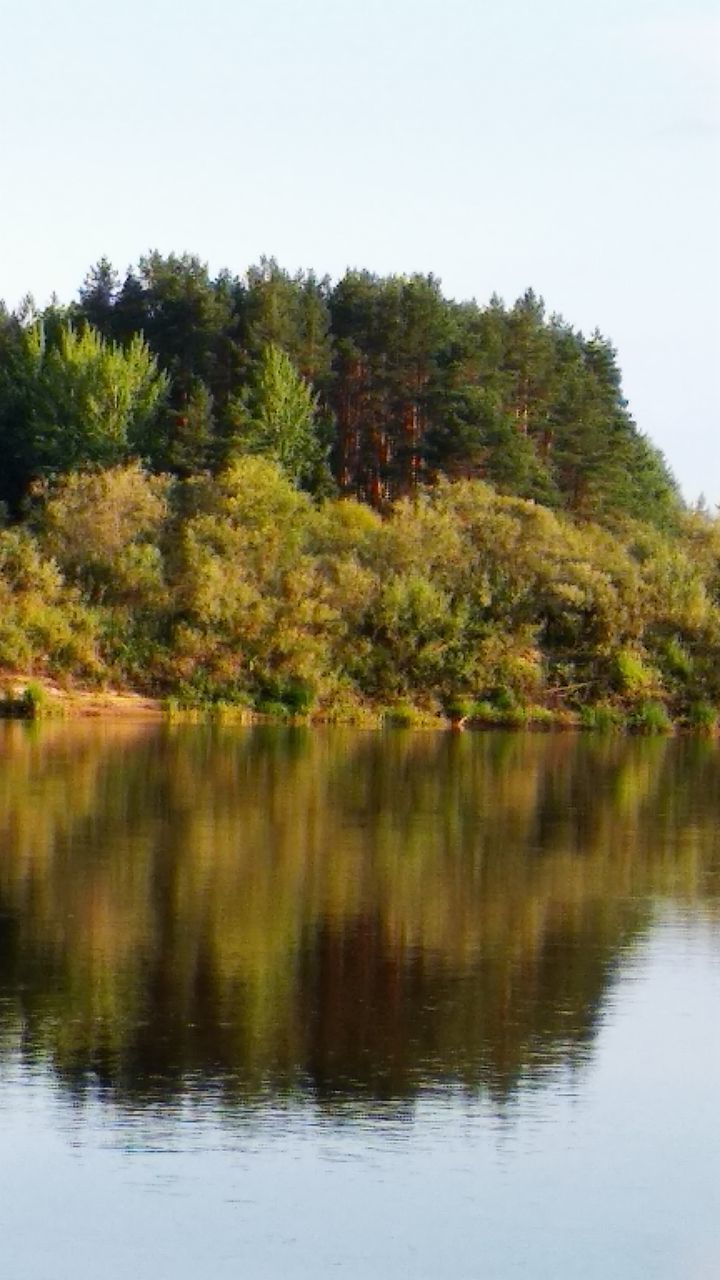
[0,253,679,527]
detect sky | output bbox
[1,0,718,501]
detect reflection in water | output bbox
[0,723,718,1114]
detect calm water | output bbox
[0,723,718,1279]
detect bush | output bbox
[38,464,171,605]
[580,703,626,732]
[257,699,291,720]
[471,701,503,725]
[526,706,555,728]
[630,700,673,734]
[491,686,519,713]
[384,702,423,728]
[0,683,47,719]
[614,648,658,699]
[260,677,315,715]
[21,683,46,717]
[443,696,474,723]
[687,701,717,734]
[662,637,693,679]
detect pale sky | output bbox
[1,0,718,501]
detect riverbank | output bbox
[4,462,720,736]
[0,675,163,720]
[2,674,717,735]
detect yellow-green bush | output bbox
[3,459,720,726]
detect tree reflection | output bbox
[0,723,718,1113]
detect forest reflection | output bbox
[0,723,718,1115]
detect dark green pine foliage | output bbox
[329,272,454,502]
[76,254,245,474]
[0,310,34,513]
[0,255,680,527]
[241,258,333,383]
[76,258,120,335]
[425,296,558,503]
[154,379,216,477]
[383,274,455,496]
[550,331,678,523]
[107,269,149,345]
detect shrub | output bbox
[37,464,171,607]
[471,701,504,725]
[257,700,291,720]
[384,702,422,728]
[526,706,555,727]
[614,648,657,699]
[580,703,626,732]
[491,686,519,713]
[443,696,474,723]
[662,637,693,679]
[687,701,717,734]
[260,677,315,715]
[630,700,673,734]
[21,683,46,717]
[469,699,530,728]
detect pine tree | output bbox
[77,258,119,335]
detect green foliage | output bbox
[37,463,171,605]
[0,318,166,503]
[443,696,475,723]
[687,701,717,734]
[0,453,716,729]
[259,677,315,715]
[0,682,47,719]
[613,648,658,701]
[228,343,329,489]
[21,682,46,716]
[0,252,683,529]
[0,244,716,740]
[661,637,693,680]
[579,703,626,732]
[383,702,433,728]
[630,701,673,734]
[257,700,292,720]
[0,527,100,676]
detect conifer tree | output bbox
[77,258,120,335]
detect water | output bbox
[0,723,718,1278]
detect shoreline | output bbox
[0,675,164,720]
[1,674,717,735]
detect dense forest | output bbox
[0,254,678,518]
[0,253,718,728]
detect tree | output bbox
[0,317,167,506]
[550,332,679,523]
[242,259,333,382]
[329,271,455,502]
[229,343,329,489]
[76,257,120,335]
[139,378,216,477]
[37,462,170,604]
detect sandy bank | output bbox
[0,674,163,719]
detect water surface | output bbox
[0,724,718,1278]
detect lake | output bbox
[0,722,718,1278]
